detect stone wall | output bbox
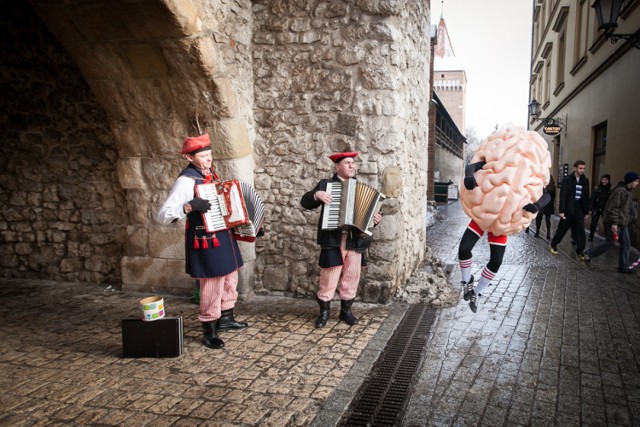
[0,1,125,284]
[252,0,431,303]
[0,0,434,302]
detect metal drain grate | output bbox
[339,304,436,426]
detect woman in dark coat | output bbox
[534,175,556,239]
[589,174,611,241]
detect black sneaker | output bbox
[583,253,591,265]
[462,275,475,301]
[469,291,480,313]
[617,268,635,274]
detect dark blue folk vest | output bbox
[180,165,244,278]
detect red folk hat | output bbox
[328,152,358,163]
[181,133,211,155]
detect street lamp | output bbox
[592,0,640,49]
[528,99,541,118]
[528,99,566,136]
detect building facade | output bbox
[529,0,640,245]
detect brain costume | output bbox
[458,127,552,312]
[460,127,551,236]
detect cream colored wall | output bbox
[434,145,464,186]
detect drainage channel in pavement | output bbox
[338,303,436,426]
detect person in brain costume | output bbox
[458,127,551,312]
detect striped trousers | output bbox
[317,234,361,302]
[198,270,239,322]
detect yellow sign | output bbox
[543,119,562,136]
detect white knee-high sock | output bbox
[459,258,472,283]
[475,266,496,295]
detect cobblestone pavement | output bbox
[0,279,401,426]
[404,202,640,426]
[1,201,639,426]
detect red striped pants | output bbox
[198,270,239,322]
[317,234,361,302]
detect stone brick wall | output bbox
[0,1,125,284]
[0,0,434,301]
[252,0,431,302]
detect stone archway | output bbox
[27,0,257,295]
[3,0,436,304]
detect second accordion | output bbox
[321,178,385,236]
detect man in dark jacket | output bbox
[550,160,590,259]
[300,152,382,328]
[584,171,639,273]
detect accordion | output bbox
[195,180,265,241]
[233,181,266,242]
[321,179,385,236]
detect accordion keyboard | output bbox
[207,195,228,231]
[321,182,342,230]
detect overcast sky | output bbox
[431,1,534,138]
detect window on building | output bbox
[552,7,569,94]
[556,27,566,92]
[593,122,607,183]
[588,3,599,47]
[544,60,551,104]
[541,42,553,105]
[574,0,586,63]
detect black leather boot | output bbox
[339,299,358,325]
[315,297,331,328]
[217,309,248,331]
[201,321,224,349]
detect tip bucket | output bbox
[140,296,165,321]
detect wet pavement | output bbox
[403,202,640,426]
[1,201,639,426]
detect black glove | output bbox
[188,197,211,212]
[464,176,478,190]
[523,203,538,213]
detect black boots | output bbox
[339,299,358,325]
[315,297,331,328]
[217,309,248,331]
[201,321,224,349]
[202,309,247,349]
[315,298,359,327]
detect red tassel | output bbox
[204,172,213,183]
[202,237,209,249]
[194,237,200,249]
[213,236,220,247]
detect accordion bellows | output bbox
[321,179,385,236]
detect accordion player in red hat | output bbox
[301,151,382,328]
[158,133,248,350]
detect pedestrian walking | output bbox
[534,175,556,239]
[589,174,611,241]
[584,171,639,273]
[549,160,590,259]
